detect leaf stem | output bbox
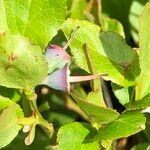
[83,43,101,91]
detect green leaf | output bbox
[112,83,132,106]
[71,93,119,123]
[102,16,125,37]
[62,19,139,87]
[87,91,106,107]
[129,0,148,43]
[0,86,21,102]
[58,122,99,150]
[100,31,136,66]
[143,114,150,143]
[4,130,51,150]
[139,1,150,73]
[0,0,67,49]
[136,1,150,99]
[0,105,22,149]
[93,110,146,141]
[136,73,150,100]
[129,94,150,109]
[70,0,87,20]
[0,95,24,118]
[0,34,48,89]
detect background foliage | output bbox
[0,0,150,149]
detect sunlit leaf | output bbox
[58,122,99,150]
[0,34,48,89]
[93,110,145,141]
[0,0,67,49]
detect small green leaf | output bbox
[0,95,24,118]
[0,34,48,89]
[87,91,106,107]
[70,0,87,20]
[71,93,119,123]
[0,105,22,149]
[102,16,125,37]
[62,19,139,87]
[0,86,21,102]
[58,122,99,150]
[0,0,67,49]
[112,84,131,106]
[93,110,146,141]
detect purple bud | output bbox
[42,64,70,92]
[41,64,107,92]
[45,44,71,73]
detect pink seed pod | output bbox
[41,64,107,92]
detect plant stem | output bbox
[18,116,37,125]
[83,43,107,107]
[83,43,101,91]
[23,88,54,137]
[63,26,80,51]
[97,0,102,26]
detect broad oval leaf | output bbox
[62,19,140,87]
[71,93,119,123]
[58,122,99,150]
[93,110,146,141]
[100,31,136,66]
[0,0,67,49]
[0,34,48,89]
